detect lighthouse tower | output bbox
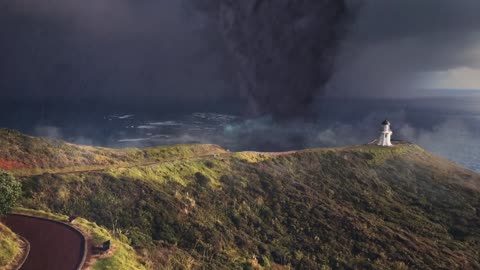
[378,120,393,146]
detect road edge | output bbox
[12,235,30,270]
[7,213,88,270]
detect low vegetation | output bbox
[0,170,22,216]
[3,130,480,269]
[0,222,24,269]
[0,128,226,176]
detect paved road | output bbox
[2,214,85,270]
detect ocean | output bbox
[1,96,479,172]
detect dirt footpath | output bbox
[2,214,85,270]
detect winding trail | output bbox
[17,150,302,178]
[17,153,232,177]
[2,214,86,270]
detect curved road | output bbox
[2,214,85,270]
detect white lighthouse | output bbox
[378,120,393,146]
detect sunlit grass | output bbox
[5,128,479,269]
[0,222,23,268]
[1,128,227,177]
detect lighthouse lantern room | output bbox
[378,120,393,146]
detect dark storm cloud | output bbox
[194,0,357,118]
[0,0,230,101]
[353,0,480,42]
[2,0,480,111]
[329,0,480,96]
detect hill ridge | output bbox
[2,128,480,269]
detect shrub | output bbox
[204,160,215,169]
[0,170,21,216]
[194,172,210,187]
[258,255,271,267]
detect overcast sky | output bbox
[1,0,480,102]
[330,0,480,97]
[0,0,230,101]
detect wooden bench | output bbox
[102,240,111,251]
[68,215,78,223]
[92,240,111,254]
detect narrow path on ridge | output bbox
[17,153,232,177]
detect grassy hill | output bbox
[0,128,227,175]
[2,129,480,269]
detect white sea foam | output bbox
[137,125,156,129]
[118,114,135,119]
[148,121,184,126]
[117,138,151,142]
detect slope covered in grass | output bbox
[0,222,24,269]
[8,129,478,270]
[0,128,226,175]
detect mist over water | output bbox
[1,96,479,172]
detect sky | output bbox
[330,0,480,96]
[0,0,230,102]
[1,0,480,172]
[1,0,480,108]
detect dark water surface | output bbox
[1,96,479,172]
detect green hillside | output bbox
[0,128,227,175]
[2,130,480,269]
